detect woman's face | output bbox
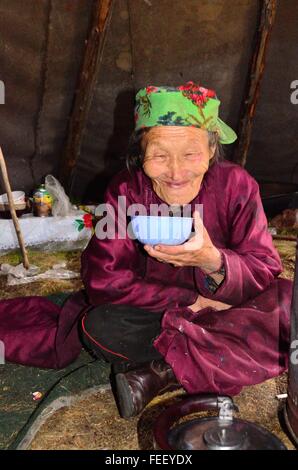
[142,126,215,205]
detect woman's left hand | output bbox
[188,294,232,312]
[144,210,222,273]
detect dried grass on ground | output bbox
[0,250,83,299]
[0,240,296,450]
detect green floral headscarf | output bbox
[134,82,237,145]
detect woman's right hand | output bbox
[188,295,232,313]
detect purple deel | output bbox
[0,160,292,396]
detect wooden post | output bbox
[0,147,30,269]
[59,0,113,190]
[233,0,277,167]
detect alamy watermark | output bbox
[290,339,298,365]
[94,198,203,241]
[290,80,298,104]
[93,195,267,241]
[0,341,5,365]
[0,80,5,104]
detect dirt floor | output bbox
[0,239,297,450]
[28,374,295,450]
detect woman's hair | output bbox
[126,128,225,172]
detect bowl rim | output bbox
[0,191,26,204]
[0,202,27,211]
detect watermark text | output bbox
[0,80,5,104]
[0,341,5,365]
[290,80,298,104]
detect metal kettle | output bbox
[153,395,286,450]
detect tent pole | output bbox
[0,147,30,269]
[59,0,113,192]
[233,0,277,167]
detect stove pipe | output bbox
[285,239,298,445]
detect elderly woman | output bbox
[79,83,292,418]
[0,82,292,420]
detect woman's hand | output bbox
[144,210,222,273]
[188,295,232,313]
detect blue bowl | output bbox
[131,215,193,246]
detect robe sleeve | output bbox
[194,169,283,306]
[81,179,197,313]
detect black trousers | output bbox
[80,304,163,365]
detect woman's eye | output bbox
[144,154,166,162]
[185,153,201,158]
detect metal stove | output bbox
[154,395,286,450]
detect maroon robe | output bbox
[0,160,292,395]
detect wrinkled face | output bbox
[142,126,215,205]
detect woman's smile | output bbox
[141,126,214,204]
[163,180,190,189]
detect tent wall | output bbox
[0,0,93,194]
[0,0,297,202]
[246,0,298,186]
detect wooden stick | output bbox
[272,234,297,242]
[0,147,30,269]
[233,0,277,166]
[59,0,113,190]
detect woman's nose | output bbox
[167,157,182,180]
